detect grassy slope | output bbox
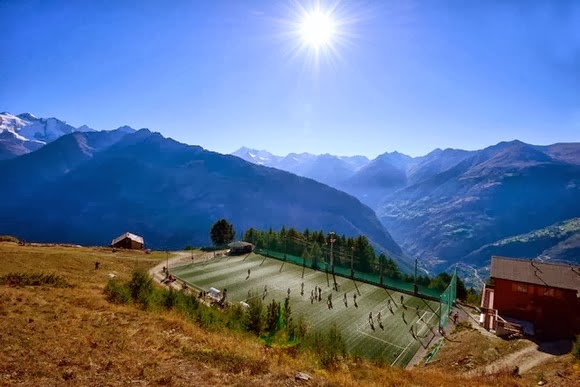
[0,243,548,386]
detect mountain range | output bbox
[234,141,580,276]
[0,114,406,269]
[2,111,578,280]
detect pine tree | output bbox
[210,219,235,247]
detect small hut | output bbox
[111,232,144,250]
[227,241,254,255]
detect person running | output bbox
[377,311,382,323]
[301,282,304,296]
[400,294,404,305]
[94,261,100,270]
[318,287,322,302]
[343,293,348,307]
[368,311,373,323]
[287,288,291,297]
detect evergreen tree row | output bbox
[242,226,472,300]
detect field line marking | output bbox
[357,331,406,350]
[391,328,417,366]
[391,306,439,367]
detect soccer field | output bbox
[171,253,440,367]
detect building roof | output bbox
[228,241,253,248]
[111,232,144,246]
[490,256,580,292]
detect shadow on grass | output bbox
[182,348,269,375]
[0,272,72,288]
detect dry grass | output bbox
[520,356,580,387]
[0,242,556,386]
[419,321,579,386]
[420,327,529,373]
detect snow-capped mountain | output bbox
[231,147,370,188]
[231,146,282,165]
[0,112,101,160]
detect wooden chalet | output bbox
[480,256,580,339]
[111,232,144,250]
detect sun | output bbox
[299,10,336,49]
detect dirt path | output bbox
[467,342,555,376]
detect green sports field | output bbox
[171,253,440,367]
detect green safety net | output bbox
[439,269,457,328]
[254,248,442,300]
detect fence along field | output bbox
[172,252,442,367]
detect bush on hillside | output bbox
[0,235,20,243]
[129,269,154,308]
[104,278,131,304]
[244,291,264,335]
[304,324,347,369]
[162,288,179,310]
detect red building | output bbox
[481,256,580,339]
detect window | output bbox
[543,288,555,297]
[516,284,527,293]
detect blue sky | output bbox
[1,0,579,157]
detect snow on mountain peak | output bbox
[17,112,38,121]
[77,124,95,132]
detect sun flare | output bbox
[299,10,336,49]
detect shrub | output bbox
[244,291,264,335]
[304,324,347,369]
[129,269,154,308]
[224,304,246,331]
[0,272,71,288]
[162,288,179,310]
[104,278,131,304]
[0,235,20,243]
[265,300,280,335]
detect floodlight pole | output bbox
[329,232,336,275]
[414,258,418,295]
[350,246,354,278]
[379,251,384,286]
